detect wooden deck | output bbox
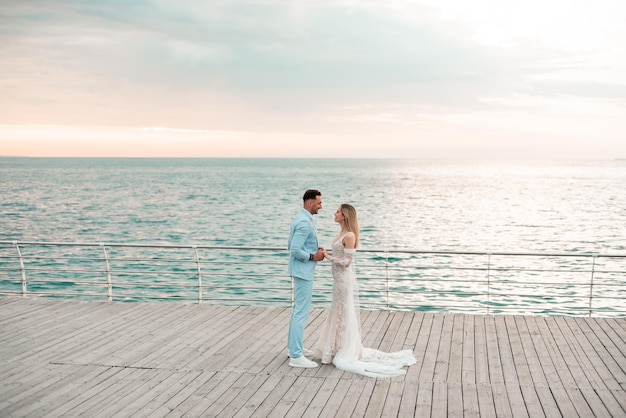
[0,298,624,418]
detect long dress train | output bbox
[314,234,416,378]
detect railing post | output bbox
[486,253,492,315]
[14,242,27,298]
[193,246,202,305]
[100,244,112,302]
[588,254,597,317]
[385,251,390,310]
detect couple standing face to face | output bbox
[287,189,358,364]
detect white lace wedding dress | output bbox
[314,234,416,378]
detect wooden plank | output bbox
[462,382,480,418]
[446,382,462,417]
[433,314,454,383]
[414,381,433,417]
[447,314,464,384]
[462,314,476,384]
[380,379,404,418]
[362,378,390,418]
[419,314,443,385]
[396,312,426,417]
[349,378,376,418]
[476,383,497,418]
[515,316,548,387]
[483,316,505,385]
[490,384,513,418]
[474,315,490,385]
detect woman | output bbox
[314,204,416,378]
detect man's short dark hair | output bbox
[303,189,321,202]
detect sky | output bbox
[1,0,625,159]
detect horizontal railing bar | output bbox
[0,256,614,268]
[0,291,108,298]
[3,276,620,287]
[9,267,622,277]
[3,240,625,258]
[4,280,622,298]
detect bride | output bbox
[314,204,416,378]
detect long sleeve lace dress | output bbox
[314,234,416,378]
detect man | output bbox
[287,189,324,368]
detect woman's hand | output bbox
[323,249,331,259]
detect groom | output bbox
[287,189,324,368]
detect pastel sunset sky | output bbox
[1,0,625,158]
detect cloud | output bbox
[1,0,625,158]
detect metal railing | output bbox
[0,240,625,317]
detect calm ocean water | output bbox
[2,157,625,253]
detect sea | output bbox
[1,157,625,313]
[2,157,625,252]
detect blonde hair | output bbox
[341,203,359,248]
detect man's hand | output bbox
[311,247,325,262]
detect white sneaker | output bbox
[286,348,314,358]
[289,356,318,368]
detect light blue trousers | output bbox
[287,276,314,358]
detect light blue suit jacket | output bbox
[288,208,319,281]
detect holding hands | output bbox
[311,247,325,262]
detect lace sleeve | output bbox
[326,248,356,267]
